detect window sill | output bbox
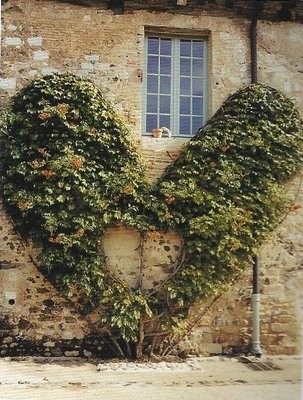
[140,135,189,151]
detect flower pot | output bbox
[152,128,163,138]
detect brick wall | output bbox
[0,0,302,356]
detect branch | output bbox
[147,240,186,297]
[161,294,222,356]
[138,232,146,292]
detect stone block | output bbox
[42,67,60,75]
[64,350,79,357]
[28,70,39,77]
[0,78,16,90]
[61,330,79,340]
[83,349,92,357]
[198,343,222,355]
[50,347,63,356]
[33,50,49,61]
[6,24,17,31]
[270,323,290,333]
[27,37,43,46]
[80,63,94,71]
[94,63,110,71]
[2,336,13,344]
[274,315,292,324]
[43,341,55,347]
[4,37,22,46]
[84,54,99,62]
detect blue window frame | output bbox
[143,35,208,137]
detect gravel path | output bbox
[0,355,301,400]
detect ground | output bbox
[0,355,301,400]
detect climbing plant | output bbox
[0,72,150,313]
[152,84,303,310]
[0,74,302,358]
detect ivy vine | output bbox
[153,84,303,309]
[0,73,302,358]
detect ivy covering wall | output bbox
[0,74,302,357]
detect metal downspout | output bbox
[252,256,262,357]
[250,1,263,358]
[250,14,258,84]
[0,0,2,61]
[250,0,263,84]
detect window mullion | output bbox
[157,39,161,129]
[172,38,180,137]
[142,36,148,134]
[202,42,208,127]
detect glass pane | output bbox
[148,38,159,54]
[147,75,158,93]
[192,97,203,115]
[193,40,204,58]
[145,37,206,138]
[160,76,171,94]
[180,58,191,76]
[193,58,203,77]
[180,77,191,95]
[180,116,191,135]
[160,115,170,129]
[192,116,203,134]
[147,95,158,113]
[160,95,170,114]
[192,78,203,96]
[160,57,171,75]
[180,40,191,57]
[180,96,190,115]
[147,56,159,74]
[146,114,158,133]
[160,38,171,56]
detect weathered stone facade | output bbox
[0,0,302,357]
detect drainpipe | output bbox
[250,14,257,83]
[250,0,263,84]
[252,255,262,358]
[249,0,263,359]
[0,0,2,61]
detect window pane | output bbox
[160,115,170,129]
[160,57,171,75]
[147,75,158,93]
[180,40,191,57]
[180,58,191,76]
[180,116,190,135]
[160,95,170,114]
[193,40,204,58]
[144,36,207,137]
[180,77,191,95]
[147,94,158,113]
[160,76,171,94]
[180,96,190,115]
[192,116,203,134]
[160,39,171,56]
[192,97,203,115]
[192,78,203,96]
[193,58,203,77]
[148,38,159,54]
[146,114,158,133]
[147,56,159,74]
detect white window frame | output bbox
[142,34,208,138]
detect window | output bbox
[143,35,207,137]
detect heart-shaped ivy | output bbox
[0,74,302,357]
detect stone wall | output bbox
[0,0,302,356]
[180,175,303,356]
